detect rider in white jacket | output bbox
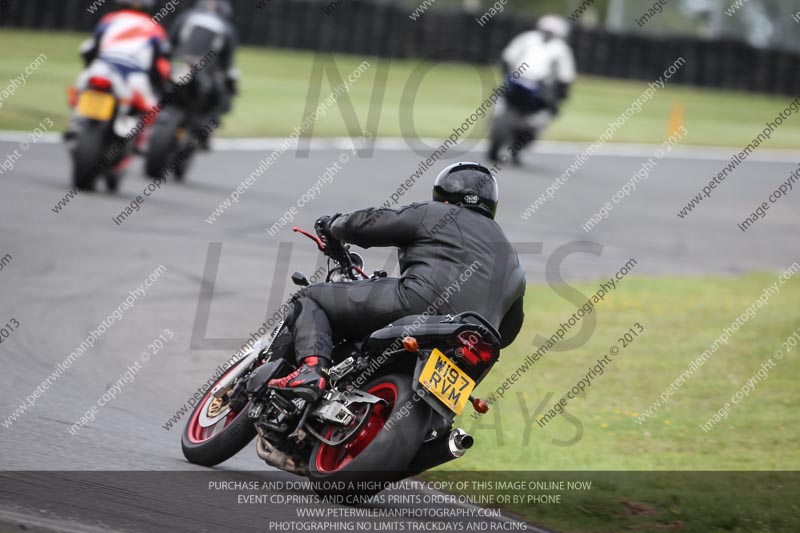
[489,15,576,164]
[501,14,576,107]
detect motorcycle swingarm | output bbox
[304,390,386,446]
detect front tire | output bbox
[181,359,257,467]
[308,374,431,500]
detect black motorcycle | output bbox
[145,58,215,182]
[489,77,555,165]
[181,225,499,500]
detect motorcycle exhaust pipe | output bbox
[256,426,309,476]
[405,428,473,477]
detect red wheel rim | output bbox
[186,364,244,444]
[315,382,398,473]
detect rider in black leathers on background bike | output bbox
[268,163,527,400]
[169,0,238,147]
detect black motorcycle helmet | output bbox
[433,162,499,219]
[115,0,155,13]
[195,0,233,19]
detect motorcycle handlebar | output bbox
[292,227,368,280]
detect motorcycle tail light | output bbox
[457,331,497,365]
[89,76,112,91]
[131,91,151,113]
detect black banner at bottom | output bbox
[0,471,797,532]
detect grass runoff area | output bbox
[2,29,800,149]
[422,271,800,532]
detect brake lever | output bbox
[293,227,369,280]
[292,227,326,253]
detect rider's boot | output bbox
[268,356,330,402]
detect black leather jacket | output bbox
[330,201,526,348]
[170,9,238,87]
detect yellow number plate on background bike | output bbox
[418,348,475,415]
[76,91,115,121]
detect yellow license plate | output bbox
[76,91,116,121]
[419,348,475,414]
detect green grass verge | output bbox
[420,271,800,531]
[2,30,800,148]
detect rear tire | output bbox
[172,145,195,182]
[146,110,182,180]
[489,117,512,166]
[72,123,107,192]
[308,374,431,502]
[105,172,120,192]
[181,359,257,467]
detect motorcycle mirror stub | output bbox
[292,272,310,287]
[349,252,364,268]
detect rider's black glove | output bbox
[556,81,570,101]
[226,76,238,96]
[314,214,340,250]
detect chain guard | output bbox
[305,402,374,447]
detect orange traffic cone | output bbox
[668,101,685,136]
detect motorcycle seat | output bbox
[362,313,495,354]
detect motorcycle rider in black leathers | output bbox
[268,162,527,400]
[168,0,238,148]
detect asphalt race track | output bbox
[0,136,798,532]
